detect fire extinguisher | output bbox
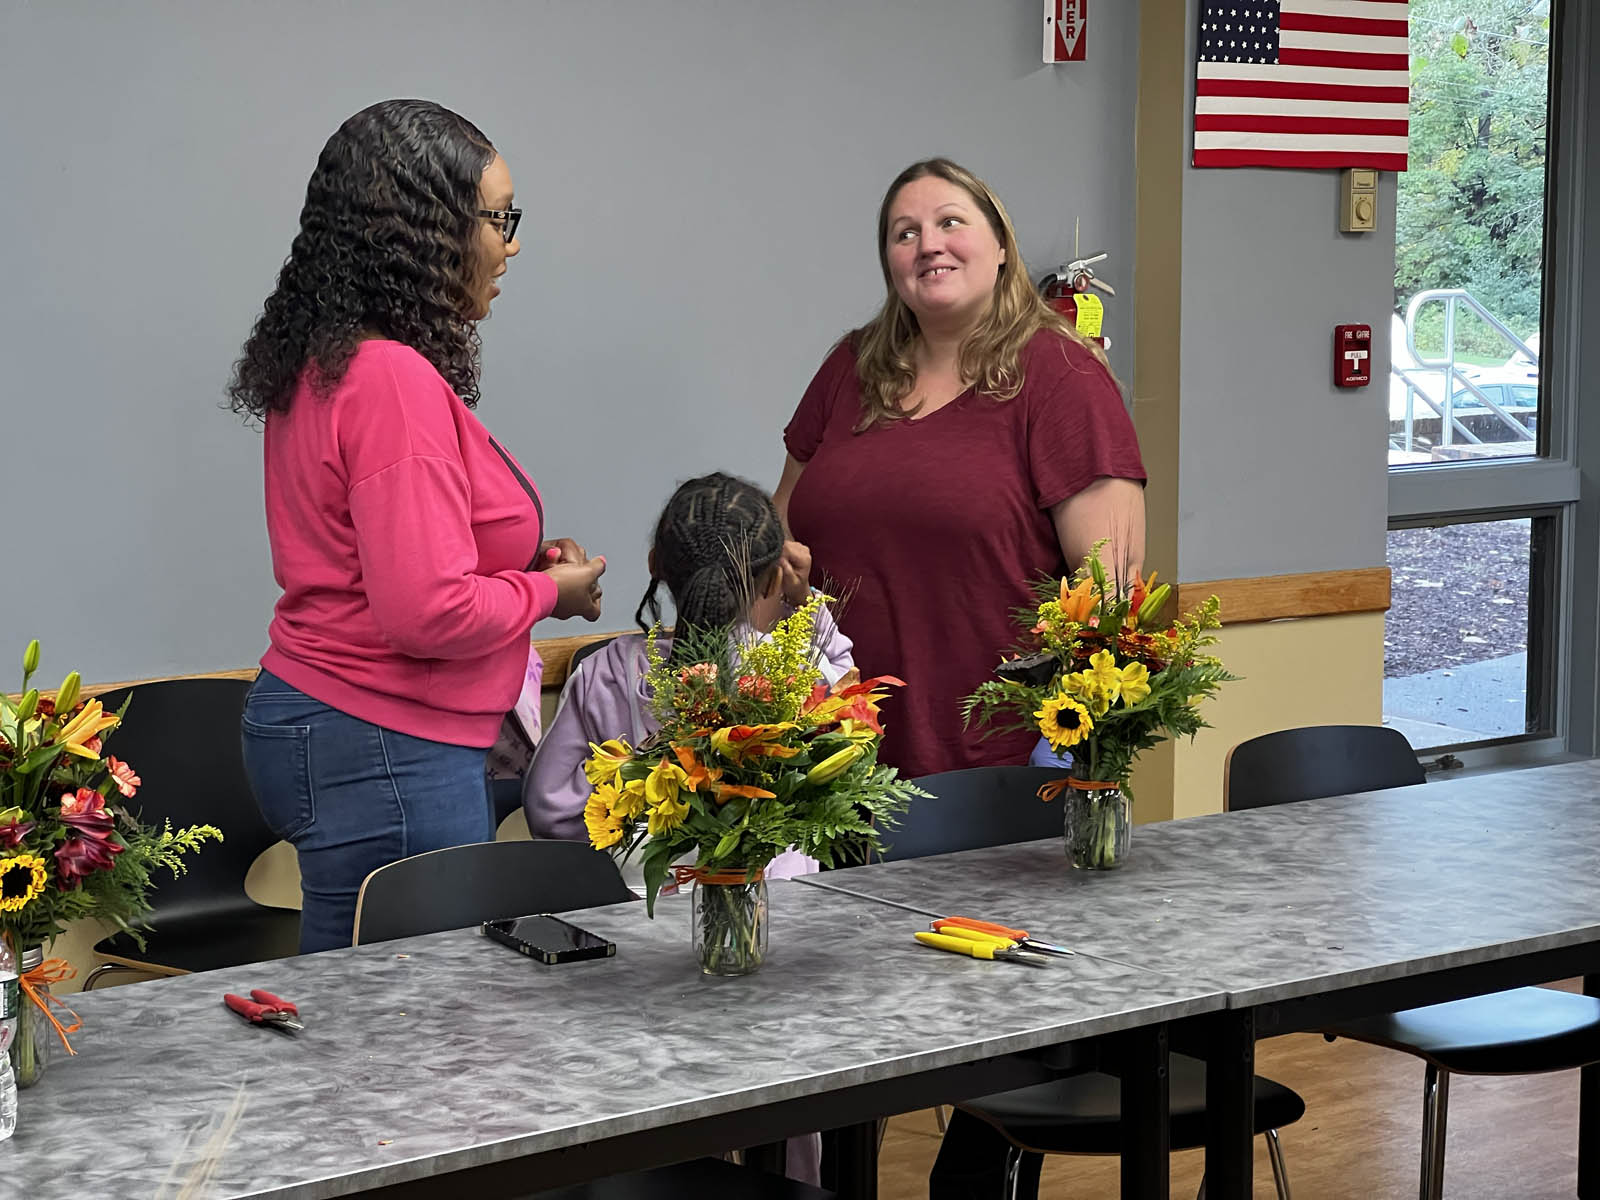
[1040,251,1115,352]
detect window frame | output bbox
[1386,0,1588,764]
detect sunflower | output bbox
[583,793,624,851]
[1035,694,1094,751]
[0,853,48,913]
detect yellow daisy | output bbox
[1035,694,1094,751]
[0,853,48,913]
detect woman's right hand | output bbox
[546,556,607,622]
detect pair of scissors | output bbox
[913,927,1055,968]
[932,916,1077,959]
[223,989,304,1033]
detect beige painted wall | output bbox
[1170,611,1386,819]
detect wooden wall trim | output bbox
[1176,567,1391,625]
[69,629,628,702]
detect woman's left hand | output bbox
[538,537,588,567]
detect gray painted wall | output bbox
[1177,0,1395,581]
[0,0,1139,682]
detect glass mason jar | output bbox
[11,947,48,1089]
[691,868,768,976]
[1065,780,1130,870]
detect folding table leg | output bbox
[1118,1023,1172,1200]
[823,1121,879,1200]
[1203,1009,1256,1200]
[1582,976,1600,1199]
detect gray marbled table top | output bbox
[3,879,1220,1199]
[804,759,1600,1008]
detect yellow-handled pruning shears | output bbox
[913,929,1055,968]
[932,916,1076,959]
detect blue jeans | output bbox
[241,670,494,953]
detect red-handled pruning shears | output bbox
[224,989,304,1033]
[932,916,1077,958]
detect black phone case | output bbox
[481,919,616,965]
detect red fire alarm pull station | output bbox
[1334,324,1372,388]
[1045,0,1086,62]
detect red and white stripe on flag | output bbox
[1045,0,1086,63]
[1193,0,1410,170]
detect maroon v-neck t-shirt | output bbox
[784,329,1146,779]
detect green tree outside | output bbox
[1396,0,1550,360]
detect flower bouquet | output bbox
[964,544,1235,869]
[0,640,219,1080]
[579,595,924,974]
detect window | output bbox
[1385,0,1572,760]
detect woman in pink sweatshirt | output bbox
[228,100,606,953]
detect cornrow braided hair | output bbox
[635,473,787,644]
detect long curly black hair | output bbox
[227,99,496,419]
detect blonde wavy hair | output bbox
[852,158,1108,430]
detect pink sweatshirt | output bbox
[259,340,558,748]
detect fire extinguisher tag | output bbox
[1071,292,1103,338]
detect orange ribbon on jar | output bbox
[19,957,81,1055]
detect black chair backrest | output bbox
[1225,724,1425,812]
[95,678,274,921]
[883,766,1072,863]
[352,839,636,946]
[567,634,623,678]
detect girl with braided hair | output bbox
[524,472,853,847]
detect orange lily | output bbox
[672,744,722,791]
[712,781,778,804]
[802,675,904,732]
[1125,570,1158,630]
[54,700,120,760]
[709,723,800,764]
[1059,577,1097,624]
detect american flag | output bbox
[1194,1,1410,170]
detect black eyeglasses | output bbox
[477,207,522,244]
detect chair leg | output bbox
[1265,1127,1292,1200]
[81,962,137,992]
[1418,1064,1451,1200]
[934,1104,948,1133]
[1003,1143,1026,1200]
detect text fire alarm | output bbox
[1334,324,1372,388]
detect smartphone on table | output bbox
[481,913,616,965]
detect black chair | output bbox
[1227,724,1600,1200]
[81,677,301,990]
[1224,722,1424,811]
[352,839,636,946]
[567,634,625,679]
[352,840,832,1198]
[878,766,1069,862]
[902,766,1302,1199]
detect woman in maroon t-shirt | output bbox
[775,158,1146,784]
